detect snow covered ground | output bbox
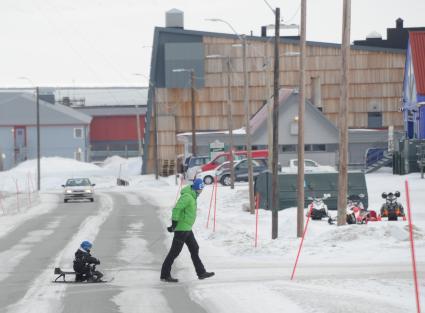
[0,156,424,312]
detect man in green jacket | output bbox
[160,178,215,283]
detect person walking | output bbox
[160,178,215,283]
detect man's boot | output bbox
[160,276,179,283]
[198,272,215,280]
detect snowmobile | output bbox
[346,194,368,224]
[328,194,377,225]
[307,194,331,220]
[53,264,110,283]
[380,191,406,221]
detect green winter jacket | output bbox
[172,185,198,231]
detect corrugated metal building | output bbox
[403,31,425,139]
[0,92,91,170]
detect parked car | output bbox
[281,159,336,173]
[184,155,210,180]
[201,150,268,172]
[216,158,270,186]
[62,178,95,203]
[197,161,231,185]
[183,155,209,172]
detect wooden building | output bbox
[142,11,406,174]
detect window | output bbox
[215,155,228,164]
[305,160,318,167]
[312,144,326,152]
[281,145,296,152]
[368,112,382,128]
[238,161,248,169]
[74,128,83,139]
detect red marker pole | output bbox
[206,177,216,228]
[213,177,218,232]
[0,192,4,214]
[15,179,20,212]
[27,173,31,208]
[405,179,421,313]
[255,193,260,248]
[290,204,313,280]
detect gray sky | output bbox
[1,0,423,88]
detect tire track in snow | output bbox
[5,192,114,313]
[0,218,62,282]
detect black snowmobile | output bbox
[380,191,405,221]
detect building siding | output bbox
[90,116,146,141]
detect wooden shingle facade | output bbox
[142,27,405,174]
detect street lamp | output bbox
[206,18,255,214]
[206,54,235,189]
[133,72,159,180]
[172,68,197,156]
[18,77,40,191]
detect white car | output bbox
[196,161,231,185]
[281,159,336,173]
[62,178,95,203]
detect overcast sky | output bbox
[1,0,423,88]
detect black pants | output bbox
[161,231,206,278]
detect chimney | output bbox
[166,9,184,29]
[396,18,404,29]
[261,26,267,37]
[310,76,322,109]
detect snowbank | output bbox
[0,156,142,192]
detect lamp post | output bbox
[172,68,197,156]
[18,77,40,191]
[133,73,158,179]
[206,18,255,213]
[206,54,235,189]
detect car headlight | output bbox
[65,189,72,194]
[85,189,92,193]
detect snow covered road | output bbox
[0,167,423,313]
[0,191,207,313]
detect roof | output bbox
[249,88,338,135]
[154,26,406,54]
[0,92,91,126]
[410,32,425,95]
[74,106,147,117]
[0,87,148,107]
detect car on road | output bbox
[62,178,95,203]
[216,158,270,186]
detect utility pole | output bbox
[242,35,255,214]
[297,0,307,237]
[271,7,280,239]
[36,87,40,191]
[226,57,235,189]
[264,52,273,171]
[135,104,142,157]
[337,0,351,226]
[191,70,197,156]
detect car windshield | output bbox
[217,162,230,171]
[66,178,91,186]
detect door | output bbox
[14,126,27,163]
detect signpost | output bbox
[209,140,225,160]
